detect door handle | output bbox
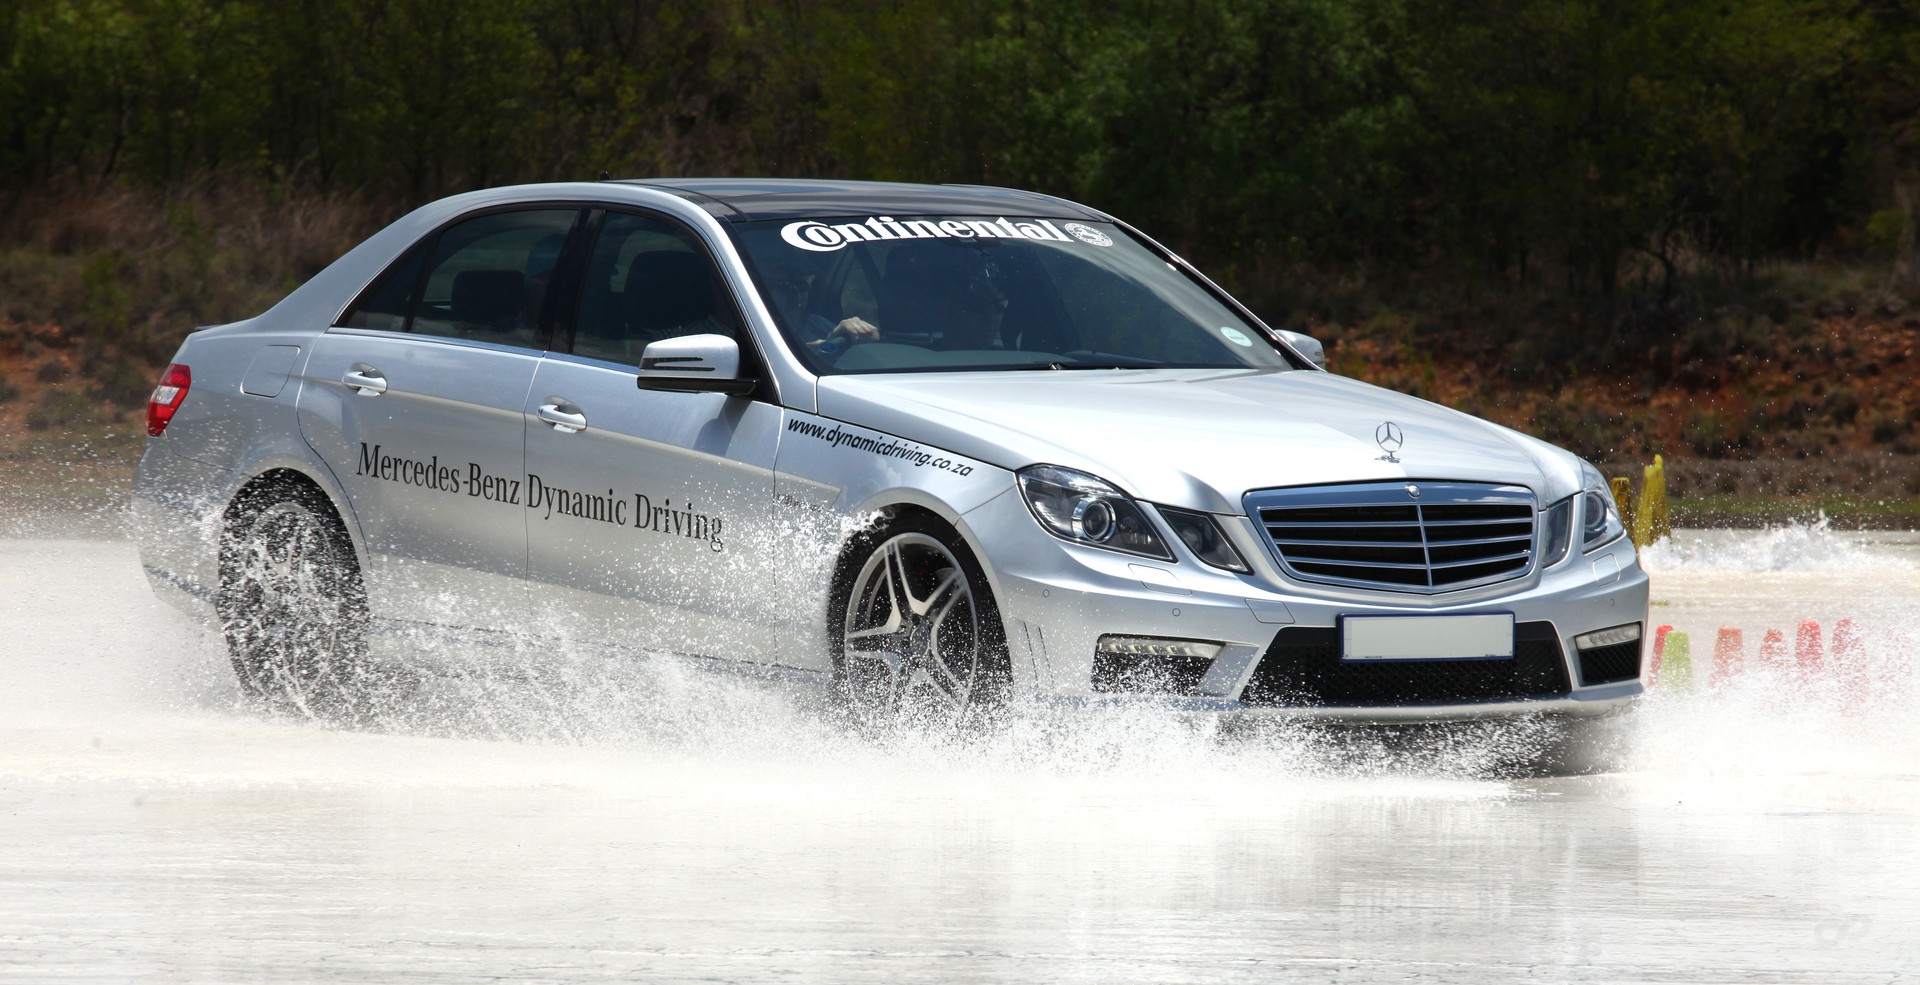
[537,399,588,433]
[343,365,387,396]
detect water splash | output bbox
[1638,516,1919,575]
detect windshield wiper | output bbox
[1017,360,1158,371]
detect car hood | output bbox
[814,368,1582,513]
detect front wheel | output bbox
[215,482,370,721]
[831,515,1012,731]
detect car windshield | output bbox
[728,216,1297,374]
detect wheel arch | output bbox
[222,465,367,573]
[831,481,1021,623]
[825,499,1012,669]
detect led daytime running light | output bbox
[1574,623,1642,650]
[1095,635,1224,660]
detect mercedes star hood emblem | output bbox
[1375,421,1404,463]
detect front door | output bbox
[522,210,793,664]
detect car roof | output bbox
[623,178,1111,222]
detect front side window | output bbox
[730,216,1297,374]
[341,209,577,349]
[570,211,742,364]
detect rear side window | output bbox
[340,209,578,349]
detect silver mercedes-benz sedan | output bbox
[132,178,1649,730]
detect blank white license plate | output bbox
[1341,613,1515,662]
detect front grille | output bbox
[1247,482,1537,594]
[1240,621,1571,707]
[1576,639,1642,685]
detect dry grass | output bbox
[0,178,1915,530]
[0,179,400,506]
[0,178,399,410]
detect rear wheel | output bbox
[216,482,370,721]
[831,514,1011,731]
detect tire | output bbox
[216,481,370,721]
[829,512,1012,731]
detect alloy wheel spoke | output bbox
[884,542,917,619]
[925,571,968,630]
[908,666,965,711]
[846,620,905,644]
[925,622,974,692]
[924,644,968,697]
[845,644,907,678]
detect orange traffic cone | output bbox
[1832,619,1867,701]
[1758,629,1788,669]
[1712,627,1744,689]
[1795,620,1824,671]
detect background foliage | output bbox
[2,0,1918,465]
[6,0,1912,274]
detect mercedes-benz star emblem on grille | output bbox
[1375,421,1404,462]
[1406,484,1421,499]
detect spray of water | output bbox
[8,509,1916,796]
[1632,519,1920,779]
[289,518,1914,789]
[1638,515,1920,575]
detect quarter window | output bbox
[340,246,424,332]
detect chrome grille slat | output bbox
[1291,558,1434,571]
[1245,481,1538,594]
[1423,534,1533,549]
[1255,515,1420,526]
[1429,549,1532,570]
[1272,538,1428,549]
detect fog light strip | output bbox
[1095,635,1224,660]
[1574,623,1643,650]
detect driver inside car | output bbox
[807,244,1008,355]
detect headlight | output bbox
[1541,496,1575,567]
[1578,462,1626,550]
[1157,506,1250,572]
[1543,463,1627,568]
[1018,465,1173,560]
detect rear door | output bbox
[298,207,580,629]
[521,209,796,665]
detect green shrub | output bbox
[1863,209,1911,259]
[23,386,98,431]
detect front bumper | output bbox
[964,487,1650,719]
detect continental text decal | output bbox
[779,216,1099,253]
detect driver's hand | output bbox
[827,317,880,344]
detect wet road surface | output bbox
[2,528,1917,983]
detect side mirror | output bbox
[1276,329,1326,370]
[635,334,757,397]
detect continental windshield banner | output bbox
[779,217,1114,252]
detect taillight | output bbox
[147,363,191,436]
